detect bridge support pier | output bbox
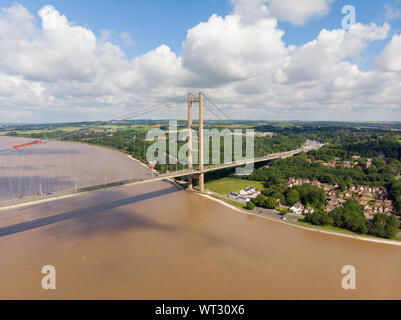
[187,93,193,191]
[198,92,204,193]
[198,174,204,193]
[187,91,205,193]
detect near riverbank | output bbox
[199,192,401,247]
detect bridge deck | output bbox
[84,142,323,187]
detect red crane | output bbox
[13,140,43,150]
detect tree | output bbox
[271,192,285,205]
[285,189,300,206]
[371,214,400,239]
[253,194,267,207]
[264,197,277,209]
[330,200,368,234]
[304,210,333,226]
[338,182,346,192]
[245,201,255,210]
[388,181,401,216]
[386,214,400,239]
[371,213,387,238]
[299,185,326,209]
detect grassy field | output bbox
[205,177,264,195]
[208,194,246,208]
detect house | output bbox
[323,185,333,192]
[364,212,374,220]
[244,186,256,194]
[240,186,255,196]
[237,195,251,203]
[228,192,251,203]
[290,202,304,215]
[228,192,239,201]
[249,191,261,199]
[384,200,392,206]
[328,190,337,198]
[364,205,373,213]
[326,205,336,212]
[384,206,394,214]
[343,161,352,168]
[304,207,315,214]
[312,180,321,187]
[286,178,310,188]
[328,200,338,207]
[229,186,259,203]
[324,162,336,168]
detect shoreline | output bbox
[198,192,401,247]
[127,154,157,174]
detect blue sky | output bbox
[1,0,231,57]
[2,0,400,62]
[0,0,401,122]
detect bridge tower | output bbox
[187,92,204,193]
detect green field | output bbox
[208,194,246,208]
[205,177,264,195]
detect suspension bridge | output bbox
[0,92,324,206]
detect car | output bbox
[280,216,287,221]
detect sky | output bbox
[0,0,401,122]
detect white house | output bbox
[228,192,239,201]
[290,202,304,215]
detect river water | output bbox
[0,138,400,299]
[0,136,152,203]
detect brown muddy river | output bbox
[0,137,400,299]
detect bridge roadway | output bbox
[98,141,324,188]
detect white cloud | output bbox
[232,0,334,25]
[181,13,287,87]
[0,3,400,122]
[275,23,390,84]
[384,3,401,21]
[0,5,101,82]
[100,29,112,41]
[375,33,401,72]
[267,0,333,25]
[120,31,134,46]
[118,44,185,93]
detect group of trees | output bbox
[344,136,401,160]
[251,183,327,211]
[247,152,401,190]
[252,193,279,209]
[388,180,401,217]
[304,199,400,239]
[329,199,368,234]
